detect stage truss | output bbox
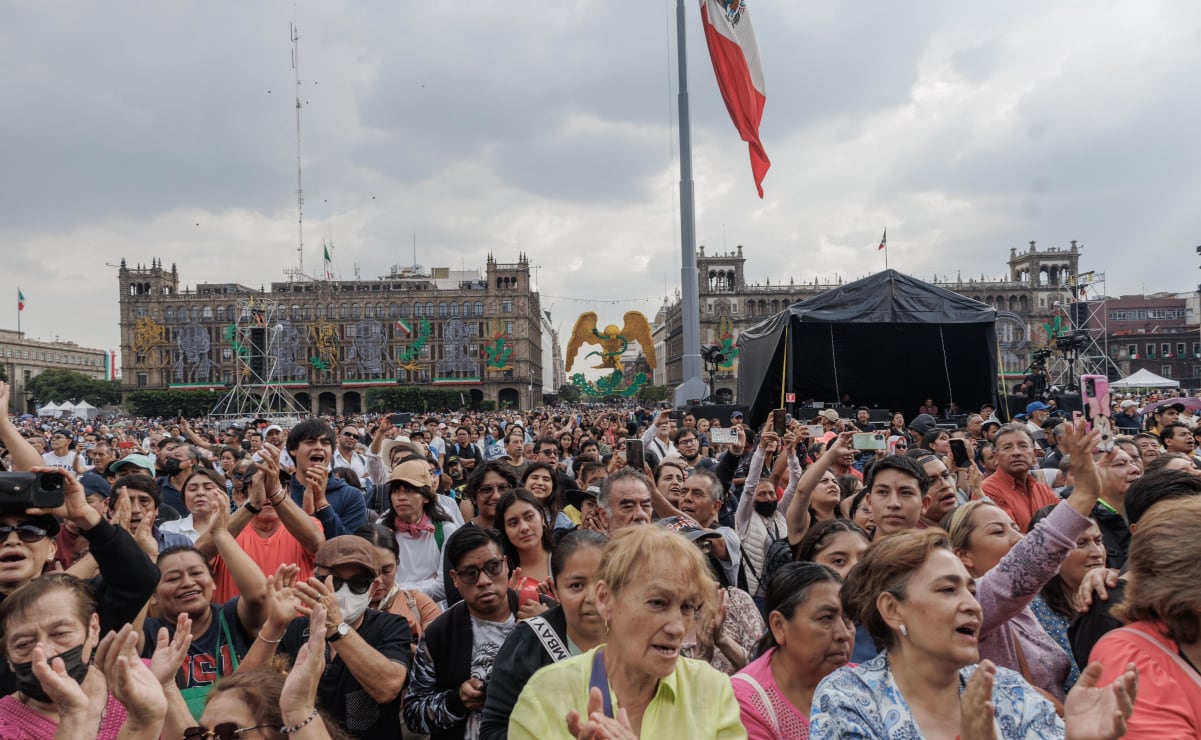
[209,296,308,424]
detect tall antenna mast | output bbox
[291,22,305,274]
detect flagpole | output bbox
[673,0,706,407]
[16,288,21,336]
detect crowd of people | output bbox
[3,374,1201,738]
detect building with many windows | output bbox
[117,255,544,413]
[1,329,111,413]
[653,241,1091,403]
[1099,293,1201,387]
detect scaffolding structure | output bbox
[208,296,308,424]
[1045,270,1122,389]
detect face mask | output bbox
[12,643,89,703]
[162,459,182,476]
[754,500,779,518]
[335,584,372,624]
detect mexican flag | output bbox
[396,319,412,336]
[17,288,25,312]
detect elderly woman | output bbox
[943,420,1112,704]
[810,529,1138,738]
[733,563,852,739]
[480,530,608,740]
[1091,496,1201,734]
[508,526,745,739]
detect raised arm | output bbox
[259,443,324,554]
[206,491,270,634]
[786,432,854,545]
[0,381,42,471]
[735,440,770,535]
[178,419,213,451]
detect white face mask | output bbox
[335,584,373,624]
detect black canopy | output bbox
[736,269,999,426]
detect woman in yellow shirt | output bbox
[509,525,746,739]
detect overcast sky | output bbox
[3,1,1200,358]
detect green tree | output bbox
[636,383,670,404]
[26,369,121,406]
[124,390,227,418]
[557,383,581,405]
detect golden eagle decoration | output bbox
[565,311,656,397]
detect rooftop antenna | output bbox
[292,21,305,275]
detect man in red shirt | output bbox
[981,424,1059,532]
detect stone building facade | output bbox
[1,329,110,414]
[117,255,544,414]
[654,241,1087,403]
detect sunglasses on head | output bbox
[322,573,375,595]
[0,523,49,543]
[182,723,274,740]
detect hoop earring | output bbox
[899,623,908,637]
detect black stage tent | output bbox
[736,269,999,427]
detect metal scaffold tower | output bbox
[209,296,308,423]
[1045,270,1122,390]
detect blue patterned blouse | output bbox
[809,651,1064,739]
[1030,594,1081,693]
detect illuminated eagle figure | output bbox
[565,311,657,374]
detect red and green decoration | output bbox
[397,319,432,364]
[716,319,739,370]
[571,370,648,398]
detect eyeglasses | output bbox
[342,432,358,438]
[322,573,375,595]
[0,524,49,543]
[538,449,559,457]
[476,484,511,496]
[455,557,506,583]
[183,723,274,740]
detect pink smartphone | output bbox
[1080,374,1114,451]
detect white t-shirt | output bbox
[41,451,76,470]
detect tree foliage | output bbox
[556,383,581,404]
[26,369,122,407]
[124,389,226,418]
[364,387,479,414]
[636,383,670,404]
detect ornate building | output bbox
[1,329,111,414]
[117,255,544,413]
[654,241,1088,403]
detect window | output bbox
[135,305,146,318]
[426,302,434,317]
[450,302,459,317]
[413,303,423,317]
[352,304,361,319]
[202,306,213,320]
[137,373,148,387]
[365,303,375,318]
[1162,343,1172,358]
[1147,344,1157,359]
[216,306,225,322]
[1127,344,1138,359]
[1177,343,1186,358]
[389,303,399,319]
[502,300,513,313]
[438,303,448,317]
[400,303,410,318]
[1162,365,1173,378]
[1194,342,1200,358]
[505,321,514,334]
[475,301,484,317]
[165,307,176,322]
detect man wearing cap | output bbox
[41,428,84,473]
[1114,400,1143,433]
[247,535,412,740]
[107,452,157,480]
[908,413,938,442]
[1024,401,1051,437]
[1148,402,1184,437]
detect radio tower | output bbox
[291,21,305,276]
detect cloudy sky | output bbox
[3,1,1200,358]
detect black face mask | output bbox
[754,500,779,518]
[12,643,89,703]
[162,459,183,476]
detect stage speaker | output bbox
[1053,393,1082,415]
[684,404,749,425]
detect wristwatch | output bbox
[243,501,262,514]
[327,622,351,643]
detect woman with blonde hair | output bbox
[508,525,744,739]
[1091,495,1201,734]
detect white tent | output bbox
[1111,368,1180,389]
[37,401,62,417]
[72,400,98,420]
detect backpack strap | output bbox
[434,520,444,549]
[526,615,571,662]
[732,673,779,735]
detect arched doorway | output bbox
[293,392,312,415]
[343,391,361,414]
[498,387,521,409]
[318,392,338,415]
[469,389,484,410]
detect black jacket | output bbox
[1093,502,1130,570]
[479,606,570,740]
[0,519,160,696]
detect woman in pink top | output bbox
[732,563,853,739]
[1092,496,1201,735]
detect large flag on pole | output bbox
[699,0,770,197]
[323,241,332,280]
[878,228,887,250]
[17,288,25,311]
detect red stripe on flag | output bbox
[700,0,770,197]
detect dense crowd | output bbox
[2,376,1201,738]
